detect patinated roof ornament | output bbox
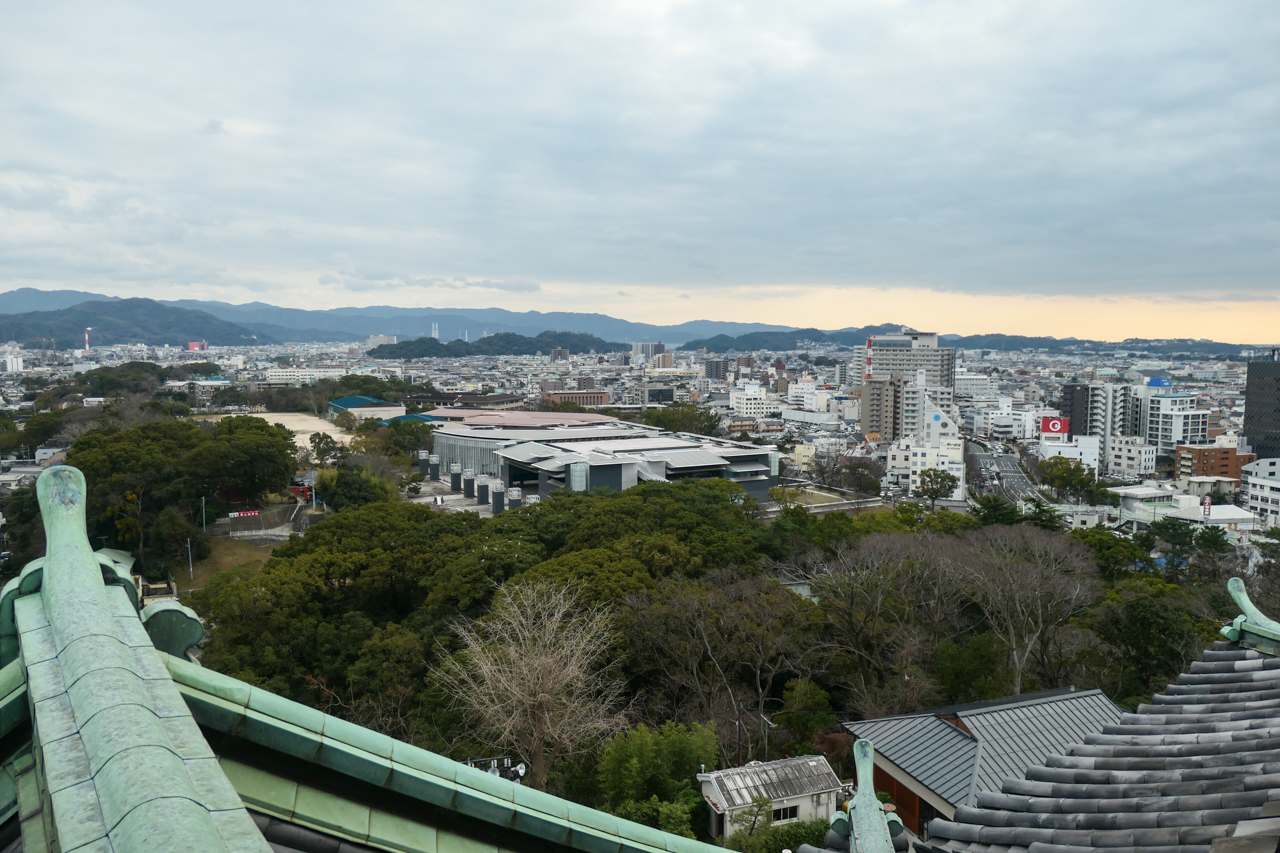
[828,740,903,853]
[1220,576,1280,655]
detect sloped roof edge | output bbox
[164,653,719,853]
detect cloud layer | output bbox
[1,1,1278,336]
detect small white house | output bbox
[697,755,843,839]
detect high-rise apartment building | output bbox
[704,359,729,381]
[549,348,570,362]
[861,374,907,440]
[1244,357,1280,460]
[1143,393,1210,456]
[632,342,665,361]
[865,329,956,388]
[1060,382,1143,474]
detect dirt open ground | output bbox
[201,412,353,449]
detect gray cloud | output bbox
[0,1,1277,308]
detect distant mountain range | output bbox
[368,331,629,359]
[0,288,1262,355]
[0,288,790,344]
[0,299,270,348]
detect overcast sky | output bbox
[2,2,1278,339]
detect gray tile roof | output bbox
[700,756,842,811]
[851,714,978,807]
[961,690,1123,803]
[921,642,1280,853]
[847,690,1121,809]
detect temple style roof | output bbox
[921,641,1280,853]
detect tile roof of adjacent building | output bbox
[919,638,1280,853]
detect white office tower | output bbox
[953,369,995,396]
[865,329,956,388]
[1106,436,1157,479]
[730,383,770,419]
[900,371,955,440]
[3,353,23,374]
[788,376,817,407]
[1244,458,1280,529]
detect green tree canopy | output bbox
[915,467,959,510]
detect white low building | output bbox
[1105,436,1156,479]
[698,756,843,839]
[1039,434,1101,474]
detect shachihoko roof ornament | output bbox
[826,740,904,853]
[1220,576,1280,656]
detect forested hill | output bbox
[681,326,1255,356]
[368,331,629,358]
[0,298,271,348]
[678,326,904,352]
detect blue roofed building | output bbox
[327,396,406,423]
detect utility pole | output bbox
[186,538,193,584]
[760,714,776,763]
[200,496,206,532]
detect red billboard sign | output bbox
[1041,417,1069,434]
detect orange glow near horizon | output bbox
[535,285,1280,344]
[51,280,1280,344]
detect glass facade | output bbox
[1246,361,1280,461]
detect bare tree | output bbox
[622,574,821,765]
[435,581,629,790]
[963,526,1098,694]
[813,534,963,684]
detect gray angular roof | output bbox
[851,714,978,807]
[961,690,1124,802]
[699,756,842,811]
[847,689,1122,809]
[922,643,1280,853]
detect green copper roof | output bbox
[0,465,728,853]
[6,466,268,852]
[166,651,718,853]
